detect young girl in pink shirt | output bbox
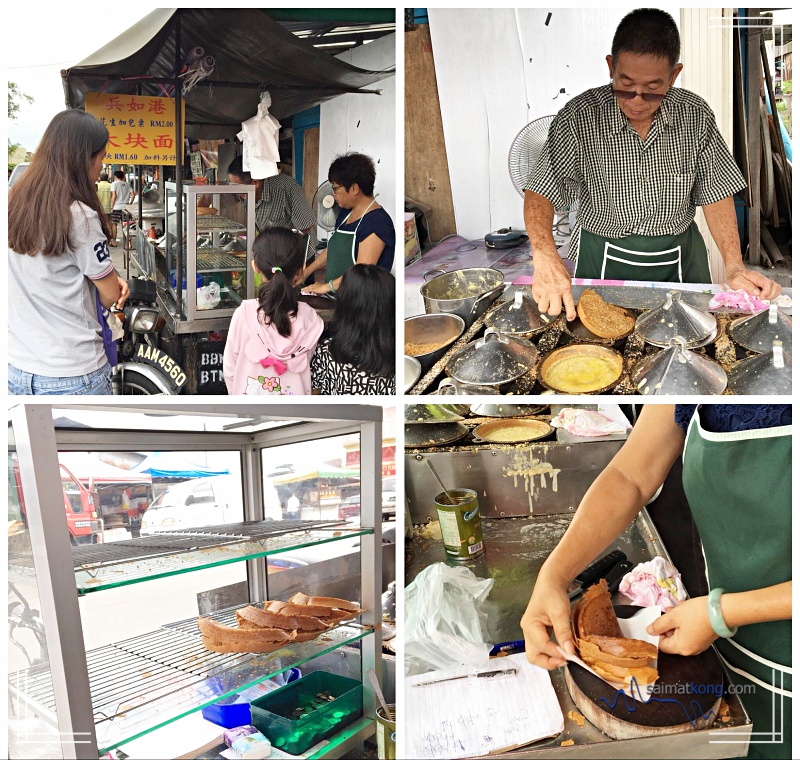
[223,227,323,395]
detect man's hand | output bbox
[532,254,576,320]
[520,573,575,670]
[116,277,130,308]
[646,597,718,656]
[725,267,782,301]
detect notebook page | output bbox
[406,653,564,759]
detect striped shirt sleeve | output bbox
[524,109,579,212]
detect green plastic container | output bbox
[250,671,363,755]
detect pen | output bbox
[413,667,517,688]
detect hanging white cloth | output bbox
[238,91,281,179]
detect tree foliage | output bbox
[8,81,34,161]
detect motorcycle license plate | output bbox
[134,344,188,391]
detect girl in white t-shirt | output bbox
[8,110,129,395]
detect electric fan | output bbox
[312,180,341,233]
[508,115,576,239]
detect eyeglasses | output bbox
[330,183,343,192]
[613,89,667,103]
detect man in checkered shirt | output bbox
[524,8,781,320]
[227,155,317,260]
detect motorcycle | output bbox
[8,582,47,668]
[111,278,188,395]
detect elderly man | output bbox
[524,8,781,320]
[226,155,317,258]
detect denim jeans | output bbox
[8,363,113,396]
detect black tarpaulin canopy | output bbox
[62,8,393,139]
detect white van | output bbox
[139,475,281,535]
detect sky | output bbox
[8,5,158,151]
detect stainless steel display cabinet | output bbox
[8,403,383,760]
[164,182,256,325]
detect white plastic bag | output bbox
[404,562,494,676]
[197,282,221,310]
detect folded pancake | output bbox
[290,592,362,613]
[198,616,293,654]
[236,605,329,633]
[263,600,353,622]
[572,579,659,685]
[577,289,635,340]
[573,579,623,639]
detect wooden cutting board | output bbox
[565,606,723,740]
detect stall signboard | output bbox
[86,93,186,165]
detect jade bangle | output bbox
[707,588,738,638]
[328,280,335,294]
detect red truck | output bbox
[9,458,103,545]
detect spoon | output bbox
[425,459,458,505]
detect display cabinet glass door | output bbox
[164,183,255,322]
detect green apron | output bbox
[682,409,792,759]
[325,200,377,283]
[574,222,711,283]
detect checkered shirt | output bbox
[525,84,746,260]
[255,172,318,252]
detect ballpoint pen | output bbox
[413,667,517,688]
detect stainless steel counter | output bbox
[404,449,751,758]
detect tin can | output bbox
[434,488,484,560]
[376,705,396,759]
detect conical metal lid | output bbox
[730,304,792,354]
[404,404,465,424]
[469,403,547,417]
[484,290,553,337]
[631,337,727,395]
[446,328,538,386]
[635,290,717,348]
[434,379,500,396]
[727,341,792,395]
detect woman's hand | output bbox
[292,268,307,287]
[520,572,575,670]
[302,281,332,295]
[646,597,718,656]
[116,277,130,308]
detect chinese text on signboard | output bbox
[86,93,185,165]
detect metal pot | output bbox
[421,267,505,327]
[404,313,465,373]
[404,355,422,393]
[727,341,791,395]
[729,303,792,355]
[630,337,727,395]
[538,344,624,394]
[484,290,553,339]
[446,328,538,388]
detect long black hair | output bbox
[253,227,303,337]
[326,264,395,377]
[9,109,112,255]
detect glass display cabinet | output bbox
[8,403,384,759]
[164,183,256,324]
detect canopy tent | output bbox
[58,452,152,485]
[131,452,230,480]
[62,8,392,139]
[267,463,358,486]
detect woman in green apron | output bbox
[302,153,395,295]
[520,404,791,758]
